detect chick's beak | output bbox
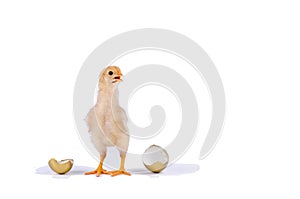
[112,74,123,83]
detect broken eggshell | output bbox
[142,145,169,173]
[48,158,74,174]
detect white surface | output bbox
[0,0,299,198]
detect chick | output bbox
[85,66,130,177]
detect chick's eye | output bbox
[108,71,113,75]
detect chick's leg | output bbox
[85,152,108,177]
[109,152,131,177]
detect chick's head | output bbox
[99,66,123,88]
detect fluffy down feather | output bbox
[86,66,129,154]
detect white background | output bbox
[0,0,299,198]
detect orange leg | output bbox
[109,153,131,177]
[85,153,108,177]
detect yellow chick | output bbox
[85,66,130,177]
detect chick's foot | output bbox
[108,170,131,177]
[85,169,109,177]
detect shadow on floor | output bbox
[35,165,93,178]
[35,163,199,177]
[129,163,200,176]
